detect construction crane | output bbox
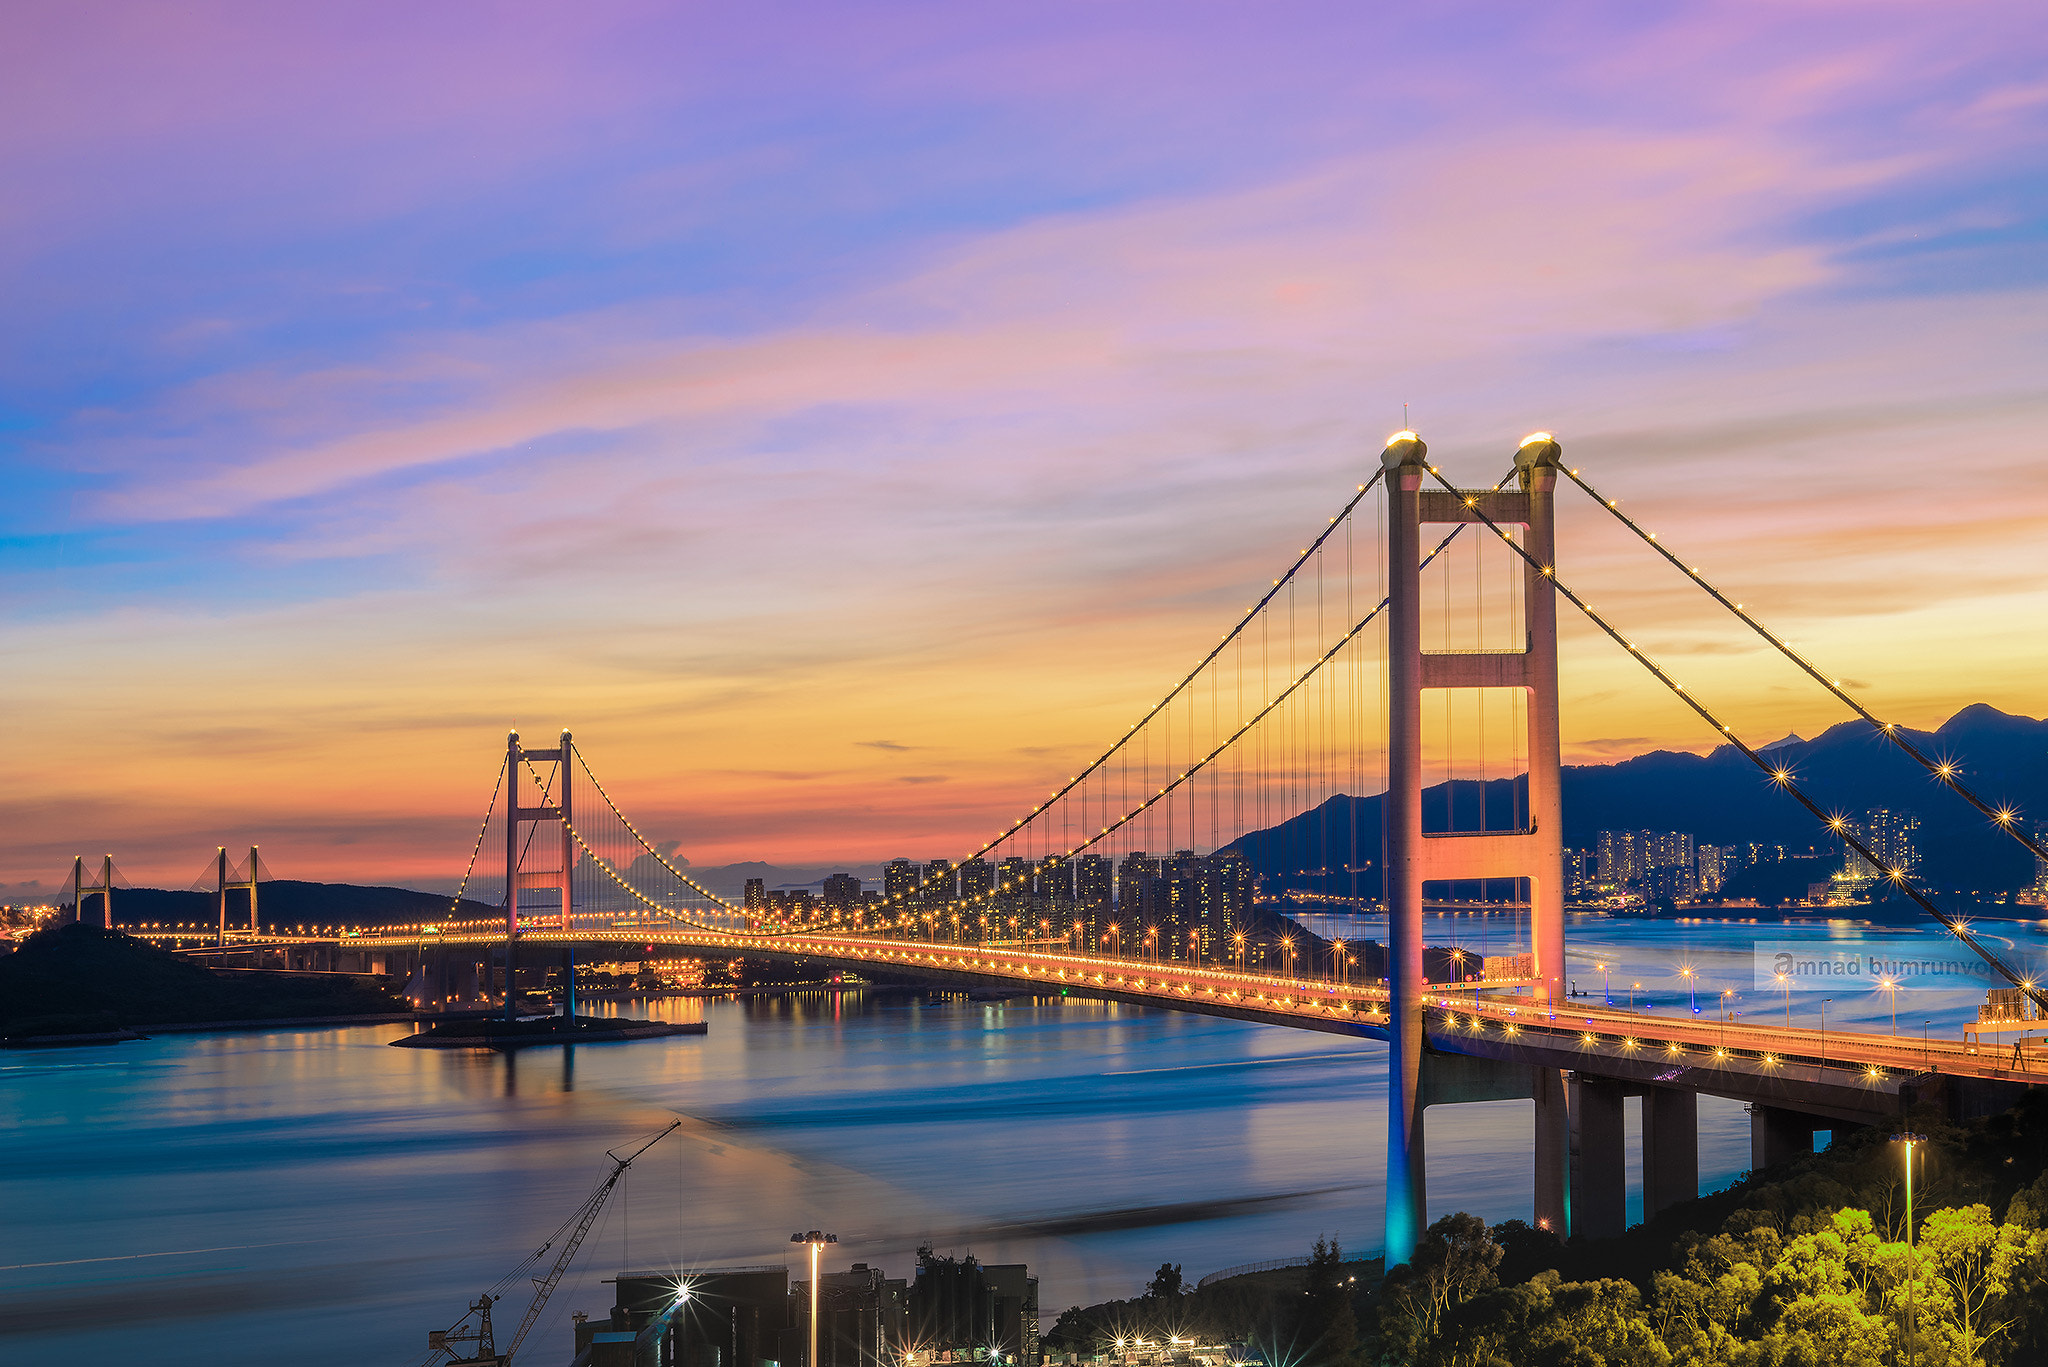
[421,1120,681,1366]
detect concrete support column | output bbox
[1751,1106,1818,1171]
[504,730,521,1022]
[1533,1065,1570,1236]
[1516,446,1565,1008]
[1641,1089,1699,1219]
[1381,432,1430,1266]
[1569,1074,1626,1241]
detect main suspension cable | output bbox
[567,746,741,912]
[856,467,1521,930]
[447,753,509,918]
[872,469,1390,912]
[1425,461,2048,1017]
[1561,465,2048,869]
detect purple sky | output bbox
[5,2,2047,893]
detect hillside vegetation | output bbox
[0,922,407,1037]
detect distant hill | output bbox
[1231,704,2048,899]
[78,879,498,930]
[0,922,406,1035]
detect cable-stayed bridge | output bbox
[178,431,2048,1258]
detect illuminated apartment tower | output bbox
[883,859,921,906]
[1073,854,1112,947]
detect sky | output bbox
[4,1,2046,896]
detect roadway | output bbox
[265,923,2048,1101]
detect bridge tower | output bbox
[1383,432,1569,1261]
[503,730,575,1022]
[212,845,262,945]
[69,854,114,927]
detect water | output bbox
[4,914,2044,1366]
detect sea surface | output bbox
[4,912,2045,1366]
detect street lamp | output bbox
[1891,1133,1928,1365]
[1821,998,1831,1067]
[1332,938,1347,987]
[1681,966,1697,1014]
[1776,970,1791,1027]
[1598,961,1610,1006]
[1880,977,1899,1035]
[1189,928,1201,965]
[1630,981,1641,1010]
[1233,932,1246,972]
[1282,936,1295,978]
[791,1230,838,1367]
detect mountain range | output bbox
[1230,703,2048,900]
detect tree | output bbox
[1916,1203,2042,1365]
[1379,1216,1499,1364]
[1147,1264,1185,1301]
[1298,1236,1358,1366]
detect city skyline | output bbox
[7,4,2048,894]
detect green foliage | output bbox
[1372,1097,2048,1367]
[0,921,406,1029]
[1147,1264,1185,1301]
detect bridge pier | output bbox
[1569,1075,1627,1241]
[1534,1066,1569,1236]
[1751,1104,1827,1171]
[1642,1088,1698,1219]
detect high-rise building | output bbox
[1597,830,1644,885]
[883,858,922,908]
[1160,850,1199,956]
[1597,830,1695,889]
[956,858,993,904]
[2026,824,2048,906]
[821,874,861,910]
[1073,853,1112,947]
[923,859,958,907]
[744,878,766,911]
[995,856,1035,924]
[1564,849,1595,896]
[1843,808,1921,881]
[1196,850,1252,951]
[1116,851,1161,924]
[1697,846,1728,895]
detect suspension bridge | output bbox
[132,430,2048,1260]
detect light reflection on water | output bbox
[3,914,2041,1366]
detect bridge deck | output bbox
[197,926,2048,1098]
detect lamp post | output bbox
[1630,981,1641,1010]
[1776,971,1791,1027]
[1681,966,1697,1014]
[1598,961,1610,1006]
[1282,936,1296,979]
[1233,932,1246,972]
[790,1230,838,1367]
[1881,977,1898,1035]
[1821,998,1831,1067]
[1891,1133,1927,1366]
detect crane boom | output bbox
[504,1120,680,1361]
